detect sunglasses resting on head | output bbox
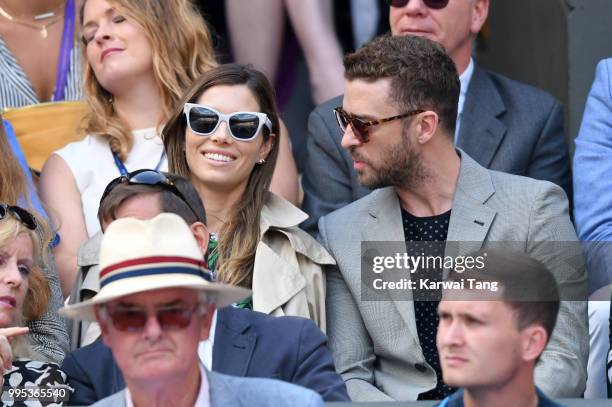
[184,103,272,142]
[100,169,199,219]
[0,204,37,230]
[386,0,449,9]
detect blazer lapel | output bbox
[458,65,508,168]
[364,188,419,341]
[212,308,256,377]
[446,150,497,260]
[363,187,405,242]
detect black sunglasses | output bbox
[0,204,37,230]
[386,0,449,9]
[100,170,200,220]
[333,107,424,143]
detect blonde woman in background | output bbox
[40,0,298,298]
[0,205,69,404]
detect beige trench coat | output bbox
[252,193,335,332]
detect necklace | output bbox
[0,2,65,38]
[209,213,227,225]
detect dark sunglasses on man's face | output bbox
[184,103,272,142]
[0,204,37,230]
[103,303,205,333]
[100,169,199,219]
[333,107,424,143]
[386,0,449,9]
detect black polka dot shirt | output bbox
[401,208,454,400]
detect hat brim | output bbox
[60,274,251,322]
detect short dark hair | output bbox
[448,249,560,342]
[344,34,459,136]
[97,173,206,227]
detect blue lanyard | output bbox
[112,150,166,177]
[52,0,75,101]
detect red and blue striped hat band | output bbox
[99,255,212,288]
[60,213,250,322]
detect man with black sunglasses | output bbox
[61,171,349,404]
[317,34,586,402]
[302,0,572,236]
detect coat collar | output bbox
[260,192,335,265]
[457,64,508,168]
[260,192,308,231]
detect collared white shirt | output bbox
[198,309,217,370]
[454,57,475,143]
[125,363,211,407]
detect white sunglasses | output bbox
[183,103,272,141]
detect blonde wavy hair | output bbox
[80,0,217,161]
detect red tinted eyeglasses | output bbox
[102,303,205,333]
[386,0,449,9]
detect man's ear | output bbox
[470,0,489,36]
[200,304,216,341]
[415,111,439,144]
[520,325,548,363]
[95,307,111,346]
[190,222,210,255]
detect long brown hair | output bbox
[163,64,280,288]
[0,119,28,206]
[80,0,217,161]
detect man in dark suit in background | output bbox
[302,0,571,235]
[61,171,349,404]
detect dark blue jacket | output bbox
[61,307,349,404]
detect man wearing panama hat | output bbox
[62,213,323,407]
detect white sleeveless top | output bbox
[55,128,168,237]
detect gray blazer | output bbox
[318,151,587,401]
[91,369,324,407]
[302,65,572,235]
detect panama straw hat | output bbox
[61,213,250,321]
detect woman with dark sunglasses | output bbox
[38,0,300,298]
[0,206,70,404]
[163,64,334,331]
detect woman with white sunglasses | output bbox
[163,64,333,331]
